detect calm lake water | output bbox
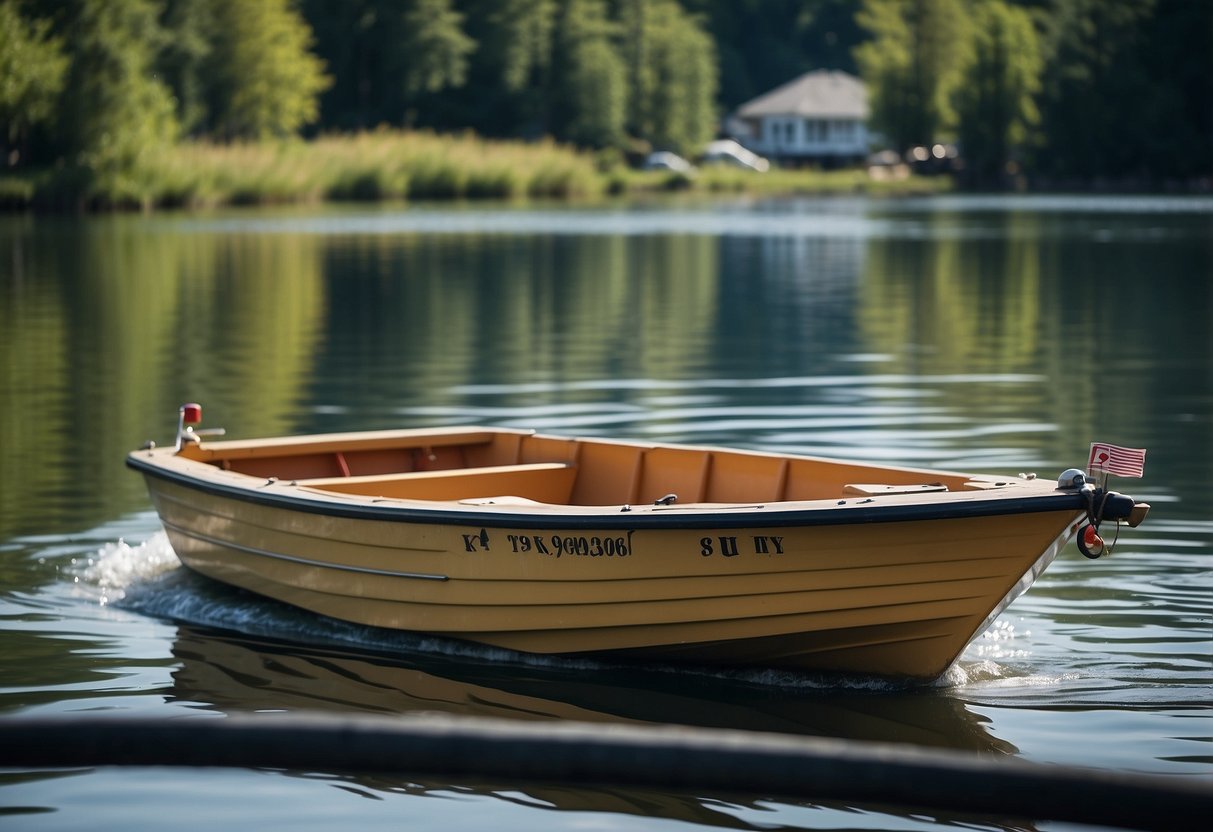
[1,195,1210,830]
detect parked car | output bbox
[702,139,769,172]
[641,151,695,173]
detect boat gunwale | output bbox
[127,451,1088,531]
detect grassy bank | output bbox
[619,164,952,197]
[0,130,950,211]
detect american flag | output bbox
[1088,443,1147,478]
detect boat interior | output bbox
[178,428,990,506]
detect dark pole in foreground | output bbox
[1,714,1208,831]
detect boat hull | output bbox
[141,471,1079,679]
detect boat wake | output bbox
[99,539,534,666]
[76,530,182,607]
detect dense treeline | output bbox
[852,0,1211,186]
[1,0,1208,203]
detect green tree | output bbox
[459,0,557,137]
[398,0,476,98]
[1036,0,1211,183]
[208,0,330,140]
[486,0,556,93]
[159,0,216,137]
[1036,0,1155,179]
[57,0,178,202]
[298,0,387,130]
[0,0,69,164]
[854,0,971,152]
[618,0,718,156]
[1133,0,1213,181]
[552,0,626,148]
[690,0,862,110]
[954,0,1043,185]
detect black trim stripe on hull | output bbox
[128,454,1086,531]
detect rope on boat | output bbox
[1,714,1208,831]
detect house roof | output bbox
[735,70,867,120]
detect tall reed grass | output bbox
[149,130,603,208]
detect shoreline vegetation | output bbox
[0,130,951,213]
[5,2,1207,215]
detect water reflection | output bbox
[167,624,1013,754]
[0,219,325,539]
[163,623,1040,832]
[315,233,721,409]
[287,775,1042,832]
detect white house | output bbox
[726,70,869,166]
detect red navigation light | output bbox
[181,403,202,425]
[1079,524,1106,559]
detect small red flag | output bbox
[1088,443,1146,478]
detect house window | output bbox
[768,120,793,146]
[804,119,828,144]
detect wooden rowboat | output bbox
[127,405,1150,680]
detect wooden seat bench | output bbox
[297,462,577,504]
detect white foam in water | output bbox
[936,622,1032,687]
[968,619,1032,661]
[948,620,1088,689]
[77,531,181,606]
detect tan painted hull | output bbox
[129,426,1112,679]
